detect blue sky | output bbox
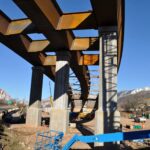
[0,0,150,100]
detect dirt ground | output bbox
[0,113,150,150]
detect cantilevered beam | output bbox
[43,54,99,66]
[0,10,96,36]
[0,12,50,52]
[13,0,97,51]
[14,0,73,48]
[0,34,45,65]
[0,11,33,35]
[0,11,98,51]
[1,0,124,62]
[0,33,55,80]
[57,12,96,30]
[14,0,96,30]
[79,54,99,65]
[5,33,50,53]
[33,0,96,30]
[28,37,99,52]
[28,40,50,52]
[27,37,99,52]
[70,38,98,51]
[7,19,32,35]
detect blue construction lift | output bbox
[34,130,150,150]
[34,130,64,150]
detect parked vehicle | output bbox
[134,117,146,123]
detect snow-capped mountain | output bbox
[118,87,150,111]
[118,86,150,98]
[130,87,150,94]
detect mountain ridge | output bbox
[118,86,150,98]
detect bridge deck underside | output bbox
[0,0,124,102]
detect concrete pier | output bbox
[26,66,43,127]
[95,29,120,147]
[95,34,105,147]
[104,33,120,133]
[50,52,70,133]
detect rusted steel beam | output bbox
[27,37,99,52]
[34,0,96,30]
[14,0,73,49]
[57,12,97,30]
[0,0,125,103]
[6,19,32,35]
[0,34,46,65]
[0,11,33,35]
[79,54,99,65]
[1,0,124,61]
[70,52,90,100]
[90,0,118,26]
[90,0,125,66]
[4,0,124,59]
[14,0,96,30]
[0,33,55,80]
[117,0,125,67]
[26,37,99,52]
[28,40,50,52]
[14,0,90,100]
[43,54,99,66]
[0,11,98,51]
[70,37,98,50]
[0,10,96,36]
[13,0,97,51]
[0,11,10,35]
[1,32,50,54]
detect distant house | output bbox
[0,89,11,101]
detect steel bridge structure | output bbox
[0,0,125,148]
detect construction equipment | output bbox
[34,130,63,150]
[134,117,147,123]
[35,130,150,150]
